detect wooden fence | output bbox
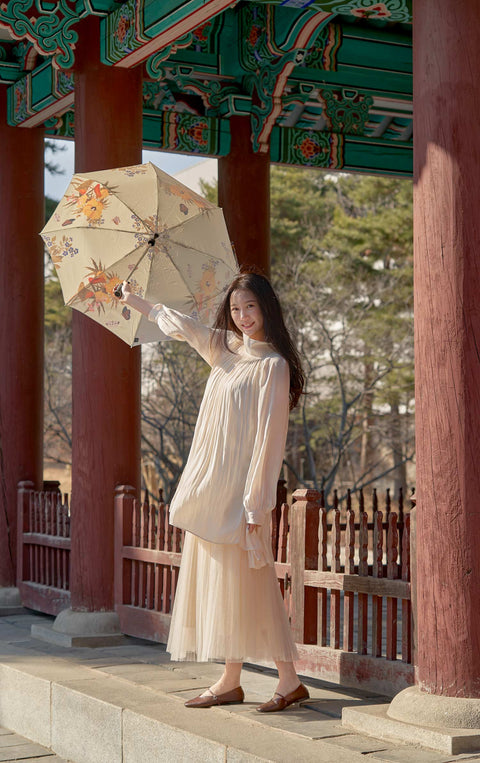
[114,484,183,643]
[289,488,413,695]
[114,482,414,695]
[16,480,71,615]
[15,479,413,695]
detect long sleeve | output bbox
[243,356,290,527]
[149,304,216,366]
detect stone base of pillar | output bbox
[31,608,128,648]
[342,687,480,755]
[0,587,25,616]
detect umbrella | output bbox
[40,162,238,346]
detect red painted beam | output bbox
[414,0,480,697]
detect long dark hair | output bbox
[212,271,304,409]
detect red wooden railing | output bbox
[114,484,183,642]
[289,489,413,695]
[16,480,71,615]
[16,478,413,694]
[114,482,413,695]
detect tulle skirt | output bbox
[167,531,299,663]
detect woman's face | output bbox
[230,288,265,341]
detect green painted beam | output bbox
[101,0,237,67]
[45,111,412,176]
[246,0,412,23]
[295,64,412,96]
[343,135,412,175]
[143,110,231,155]
[0,59,21,85]
[338,30,411,74]
[7,60,74,126]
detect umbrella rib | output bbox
[161,215,236,267]
[163,250,234,313]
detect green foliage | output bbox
[44,195,71,335]
[44,276,71,335]
[270,168,414,496]
[199,178,217,204]
[45,195,57,221]
[44,138,66,177]
[270,166,337,267]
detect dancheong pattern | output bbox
[0,0,413,176]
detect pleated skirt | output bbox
[167,531,299,663]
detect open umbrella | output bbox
[40,162,238,346]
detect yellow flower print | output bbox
[82,197,106,222]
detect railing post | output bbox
[409,506,417,666]
[114,485,136,612]
[290,488,321,645]
[16,481,34,590]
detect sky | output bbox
[44,139,205,201]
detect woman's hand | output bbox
[247,523,260,534]
[115,282,155,318]
[119,280,132,303]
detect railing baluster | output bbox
[357,509,368,654]
[343,508,355,651]
[163,505,172,613]
[372,509,383,657]
[318,505,328,647]
[171,527,182,603]
[130,500,138,606]
[145,504,155,609]
[277,503,290,617]
[386,512,399,660]
[402,514,412,662]
[153,503,163,611]
[330,509,341,648]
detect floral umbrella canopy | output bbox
[40,162,238,346]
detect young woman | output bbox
[120,271,308,712]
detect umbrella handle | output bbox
[113,283,124,299]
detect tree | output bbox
[44,138,66,179]
[43,133,72,472]
[201,168,414,501]
[273,172,414,499]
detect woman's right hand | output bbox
[120,281,132,302]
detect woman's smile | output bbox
[230,288,265,341]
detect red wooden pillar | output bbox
[0,87,44,589]
[414,0,480,697]
[70,17,142,613]
[218,116,270,275]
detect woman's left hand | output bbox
[247,523,260,534]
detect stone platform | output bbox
[0,611,480,763]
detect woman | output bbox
[120,271,308,712]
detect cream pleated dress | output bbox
[148,304,298,664]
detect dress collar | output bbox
[226,331,278,359]
[242,333,278,359]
